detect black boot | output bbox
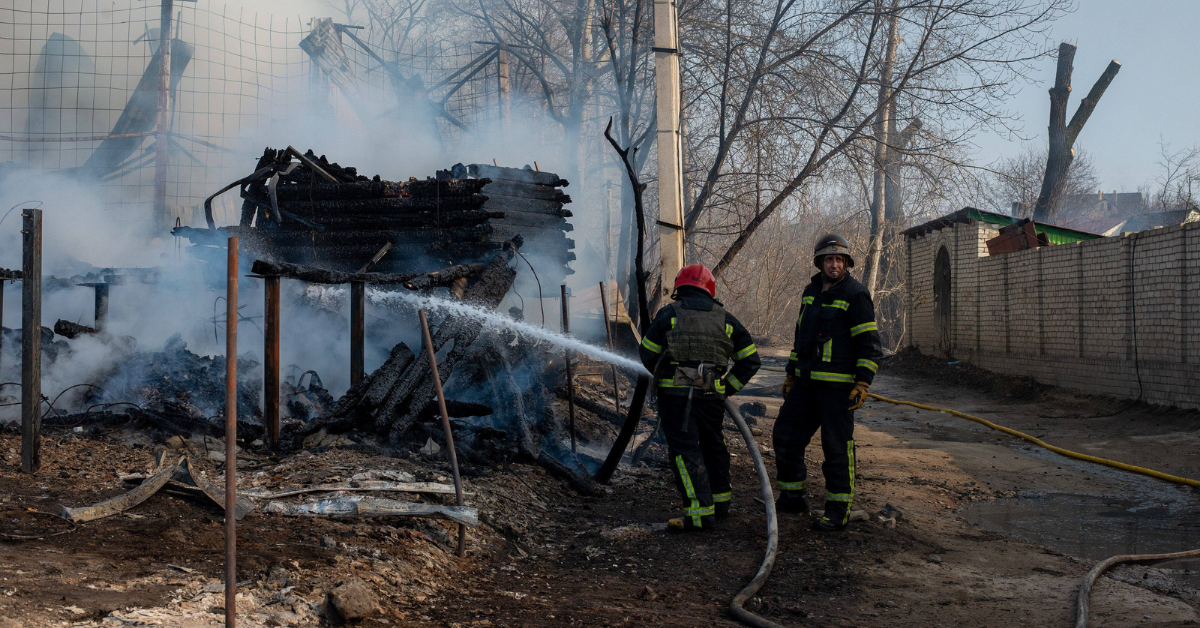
[775,490,810,514]
[667,514,717,532]
[813,502,850,532]
[714,501,731,519]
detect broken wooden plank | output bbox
[61,456,183,523]
[244,481,462,500]
[263,496,478,527]
[468,164,567,187]
[179,457,256,520]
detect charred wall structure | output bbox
[173,148,574,286]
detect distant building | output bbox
[1103,207,1200,236]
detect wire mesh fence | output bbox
[0,0,504,230]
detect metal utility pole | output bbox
[654,0,686,301]
[497,44,511,135]
[154,0,174,232]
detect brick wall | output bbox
[906,220,1200,409]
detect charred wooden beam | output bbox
[272,178,489,201]
[468,164,567,187]
[271,195,489,215]
[0,268,23,281]
[53,319,98,339]
[250,259,488,288]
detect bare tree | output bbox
[983,143,1098,216]
[1150,139,1200,211]
[1031,42,1120,223]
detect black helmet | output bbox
[813,233,854,269]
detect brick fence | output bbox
[906,218,1200,409]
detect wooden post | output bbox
[418,310,467,557]
[154,0,174,231]
[264,276,280,443]
[21,209,42,473]
[598,281,621,416]
[350,281,365,386]
[560,285,577,456]
[224,236,238,628]
[94,283,109,332]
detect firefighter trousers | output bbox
[773,380,856,521]
[657,394,731,526]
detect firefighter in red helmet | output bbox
[638,264,761,531]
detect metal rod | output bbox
[93,284,109,332]
[154,0,174,230]
[561,285,577,456]
[598,281,621,416]
[264,276,280,444]
[225,236,238,628]
[350,281,365,386]
[21,209,42,474]
[418,309,466,557]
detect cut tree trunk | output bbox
[1032,43,1121,223]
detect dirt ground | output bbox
[3,347,1200,627]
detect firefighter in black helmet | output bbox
[638,264,761,532]
[774,234,883,531]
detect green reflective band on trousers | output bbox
[726,373,743,391]
[824,300,849,310]
[734,343,757,360]
[827,440,856,503]
[850,321,878,336]
[822,339,832,362]
[778,480,807,491]
[675,455,705,526]
[810,371,854,383]
[641,336,663,353]
[857,359,878,373]
[712,491,732,503]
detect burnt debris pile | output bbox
[174,147,575,286]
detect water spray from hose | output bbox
[370,290,650,376]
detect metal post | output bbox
[598,282,621,416]
[418,309,466,557]
[224,237,238,628]
[21,209,42,474]
[560,285,577,456]
[264,276,280,443]
[94,283,109,332]
[654,0,686,300]
[154,0,174,231]
[350,281,365,386]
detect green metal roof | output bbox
[902,207,1102,244]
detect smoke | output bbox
[0,0,629,428]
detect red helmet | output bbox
[674,263,716,298]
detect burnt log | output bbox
[250,259,488,288]
[53,319,97,339]
[480,180,571,203]
[0,268,23,281]
[480,194,565,215]
[272,195,489,215]
[468,164,567,187]
[378,238,522,440]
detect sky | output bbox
[971,0,1200,192]
[223,0,1199,193]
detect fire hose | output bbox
[724,399,786,628]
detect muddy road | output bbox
[2,348,1199,627]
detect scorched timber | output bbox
[275,195,490,214]
[272,178,488,201]
[250,259,487,287]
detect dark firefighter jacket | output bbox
[638,287,761,398]
[786,272,883,386]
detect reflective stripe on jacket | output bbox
[786,272,883,386]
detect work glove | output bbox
[781,373,795,398]
[848,381,869,411]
